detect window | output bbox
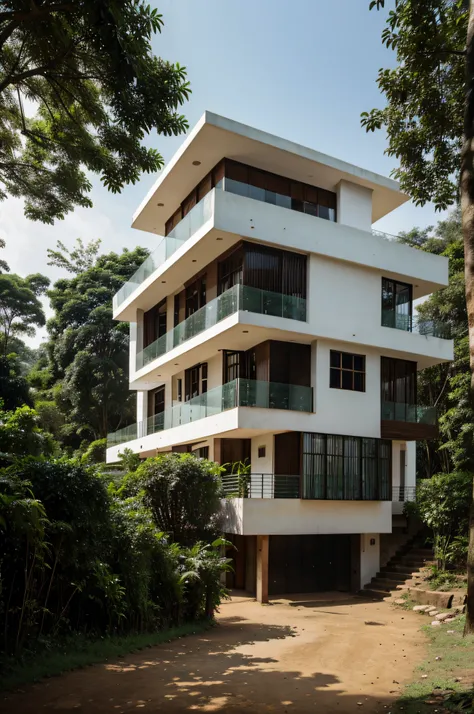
[143,298,167,348]
[223,350,244,384]
[193,446,209,460]
[184,363,208,401]
[177,378,183,402]
[258,446,266,458]
[302,432,391,500]
[381,278,413,331]
[330,351,366,392]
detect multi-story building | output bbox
[107,112,453,602]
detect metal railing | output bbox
[107,378,313,448]
[136,284,307,370]
[113,192,214,310]
[381,401,437,425]
[221,473,301,499]
[381,309,450,339]
[392,486,417,502]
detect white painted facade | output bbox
[107,113,453,593]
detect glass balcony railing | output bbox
[113,192,214,310]
[381,401,437,425]
[136,284,307,370]
[107,378,313,448]
[381,310,450,338]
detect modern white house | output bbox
[107,112,453,602]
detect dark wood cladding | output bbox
[381,420,438,441]
[275,432,301,476]
[164,157,337,235]
[222,340,311,388]
[218,241,307,299]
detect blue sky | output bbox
[1,0,448,344]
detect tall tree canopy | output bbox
[0,272,49,354]
[32,240,148,446]
[0,1,190,223]
[363,0,474,634]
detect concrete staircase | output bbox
[363,543,435,599]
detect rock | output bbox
[444,617,456,624]
[413,605,429,612]
[431,620,441,627]
[447,630,455,634]
[428,611,439,617]
[435,612,452,621]
[435,656,442,661]
[394,598,406,605]
[421,674,428,678]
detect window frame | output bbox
[329,350,366,393]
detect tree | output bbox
[135,454,223,545]
[0,1,190,223]
[0,272,49,354]
[410,472,471,569]
[35,241,149,446]
[0,405,55,463]
[362,0,474,634]
[0,353,32,410]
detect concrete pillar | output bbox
[256,535,269,604]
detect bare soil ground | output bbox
[0,592,426,714]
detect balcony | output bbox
[221,472,393,501]
[107,378,313,448]
[381,310,450,339]
[136,284,306,371]
[113,192,213,311]
[381,400,438,440]
[222,473,301,499]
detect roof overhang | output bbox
[133,111,409,235]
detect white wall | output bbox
[214,190,449,294]
[360,533,381,588]
[251,434,274,474]
[222,498,392,535]
[337,180,373,231]
[311,338,381,438]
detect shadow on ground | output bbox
[0,597,443,714]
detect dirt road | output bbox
[0,593,425,713]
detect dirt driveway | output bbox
[0,593,425,713]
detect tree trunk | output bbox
[461,0,474,637]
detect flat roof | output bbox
[133,111,409,234]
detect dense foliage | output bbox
[408,472,471,569]
[0,0,190,222]
[30,240,149,449]
[0,437,229,658]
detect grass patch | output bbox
[0,620,213,692]
[392,616,474,713]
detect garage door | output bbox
[269,534,351,595]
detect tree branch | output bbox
[0,4,75,24]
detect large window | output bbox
[329,351,366,392]
[218,242,307,299]
[224,159,337,221]
[144,298,167,348]
[381,357,416,405]
[381,278,413,331]
[164,158,337,236]
[302,432,391,500]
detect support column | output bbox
[256,535,269,604]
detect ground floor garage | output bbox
[226,532,379,600]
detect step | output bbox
[362,587,390,599]
[409,548,434,555]
[391,558,432,567]
[370,578,401,591]
[376,571,409,582]
[381,564,416,575]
